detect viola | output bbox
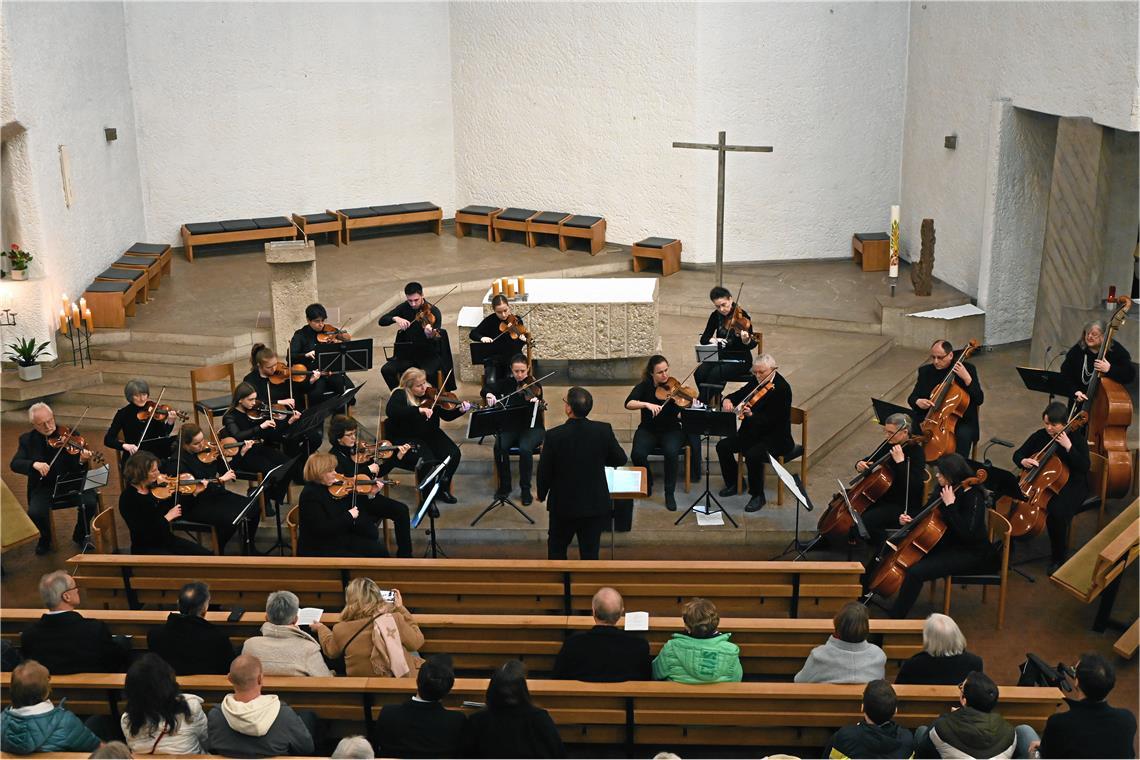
[247,401,292,421]
[353,440,417,463]
[520,378,548,411]
[421,385,465,411]
[413,301,442,339]
[735,378,776,419]
[1082,296,1133,498]
[267,361,312,386]
[328,474,400,499]
[867,469,987,598]
[655,377,698,409]
[996,412,1089,538]
[196,436,253,464]
[152,473,222,499]
[46,426,106,465]
[316,324,351,343]
[135,399,189,423]
[498,314,528,341]
[920,339,980,461]
[723,282,752,339]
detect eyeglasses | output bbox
[62,586,78,596]
[930,353,949,360]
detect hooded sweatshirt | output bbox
[0,700,100,755]
[240,622,333,677]
[206,693,314,758]
[917,705,1015,759]
[794,636,887,684]
[825,719,915,759]
[651,632,743,684]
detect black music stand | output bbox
[52,465,109,551]
[1016,367,1073,401]
[769,456,821,560]
[413,456,450,558]
[253,460,297,556]
[284,384,362,443]
[695,343,751,398]
[233,480,267,556]
[315,338,373,374]
[872,398,914,426]
[676,407,739,528]
[466,405,537,526]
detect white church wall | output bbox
[900,1,1138,319]
[123,2,457,245]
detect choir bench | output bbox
[180,216,297,262]
[335,202,442,244]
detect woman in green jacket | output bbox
[652,597,743,683]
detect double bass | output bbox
[920,339,980,461]
[1081,296,1132,497]
[995,411,1088,538]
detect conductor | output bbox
[537,387,627,560]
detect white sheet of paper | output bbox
[457,306,484,328]
[906,303,985,320]
[606,468,643,493]
[695,509,725,526]
[768,455,809,506]
[623,611,650,631]
[296,607,323,626]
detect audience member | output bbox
[320,578,424,677]
[240,590,333,676]
[89,740,133,758]
[19,571,126,675]
[823,679,915,759]
[794,602,886,684]
[895,613,983,686]
[652,598,742,684]
[464,660,566,758]
[206,654,315,758]
[1031,653,1137,758]
[914,671,1015,758]
[0,660,100,755]
[1,640,22,672]
[147,581,235,676]
[375,655,466,758]
[553,587,652,681]
[331,735,376,758]
[119,653,208,755]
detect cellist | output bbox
[1011,402,1090,574]
[887,453,993,619]
[908,339,984,457]
[855,413,927,544]
[1059,319,1135,405]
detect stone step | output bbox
[97,361,233,390]
[58,382,197,409]
[91,341,233,366]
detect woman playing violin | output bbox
[104,378,178,459]
[221,382,297,509]
[245,343,306,412]
[384,367,472,504]
[327,415,413,557]
[887,453,993,619]
[296,453,388,557]
[855,413,927,544]
[694,286,759,405]
[483,353,545,506]
[470,294,528,390]
[1059,319,1135,404]
[625,355,690,512]
[289,303,357,408]
[118,451,211,556]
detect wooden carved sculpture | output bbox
[912,218,935,296]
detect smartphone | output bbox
[380,590,396,603]
[227,607,245,622]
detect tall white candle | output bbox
[889,205,900,279]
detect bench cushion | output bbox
[498,208,538,222]
[219,219,258,232]
[339,207,379,219]
[114,255,154,267]
[126,243,170,255]
[253,216,291,229]
[184,222,225,235]
[97,267,145,281]
[402,201,440,213]
[563,215,603,229]
[636,236,678,248]
[458,205,500,215]
[533,212,570,224]
[855,232,889,241]
[85,281,132,293]
[300,213,337,224]
[370,204,406,216]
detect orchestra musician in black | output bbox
[694,286,758,405]
[289,303,356,408]
[482,353,545,506]
[470,295,528,390]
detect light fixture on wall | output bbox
[944,134,958,150]
[104,128,118,142]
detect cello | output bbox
[996,411,1088,538]
[867,469,987,598]
[1081,296,1133,498]
[920,339,980,461]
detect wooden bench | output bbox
[0,673,1062,752]
[492,207,538,244]
[82,278,147,329]
[123,243,173,287]
[291,212,342,247]
[632,237,682,276]
[454,205,502,241]
[94,265,149,304]
[335,203,442,245]
[67,556,864,619]
[527,211,571,248]
[559,214,606,255]
[1051,497,1139,633]
[0,609,924,679]
[852,232,890,272]
[180,217,297,262]
[108,254,165,295]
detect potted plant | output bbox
[5,337,51,381]
[5,244,33,280]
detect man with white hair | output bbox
[240,590,333,676]
[894,613,983,685]
[9,402,99,554]
[19,571,125,674]
[717,354,794,512]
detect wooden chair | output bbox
[737,405,808,505]
[647,444,691,493]
[286,505,299,556]
[172,518,221,555]
[189,362,236,427]
[941,508,1012,629]
[48,492,106,551]
[90,507,118,554]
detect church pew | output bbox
[180,217,297,262]
[0,673,1063,752]
[67,555,864,618]
[0,610,924,679]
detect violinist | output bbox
[289,303,356,407]
[245,344,304,413]
[483,353,545,506]
[9,403,99,554]
[379,282,449,390]
[717,354,793,513]
[908,339,984,457]
[117,451,212,556]
[296,453,388,557]
[694,286,758,405]
[470,295,528,389]
[104,378,177,459]
[855,414,927,544]
[887,453,993,619]
[327,415,413,557]
[1011,402,1090,574]
[1059,319,1135,405]
[384,367,472,504]
[161,423,259,554]
[221,382,296,510]
[625,354,687,512]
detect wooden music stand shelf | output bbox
[632,237,682,276]
[852,232,890,272]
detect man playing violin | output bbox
[297,452,388,557]
[327,415,414,557]
[625,354,688,512]
[379,282,449,391]
[10,402,99,554]
[471,294,529,390]
[694,286,758,406]
[118,451,212,556]
[1059,319,1135,405]
[222,381,298,510]
[104,378,177,460]
[717,353,793,513]
[483,353,545,507]
[855,413,927,544]
[908,339,984,458]
[289,303,357,408]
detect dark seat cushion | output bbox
[219,219,258,232]
[458,205,500,215]
[339,207,380,219]
[126,242,170,255]
[563,215,603,228]
[253,216,291,229]
[855,232,889,241]
[498,208,538,222]
[370,204,406,216]
[184,222,225,235]
[300,212,337,224]
[636,236,678,248]
[402,201,440,213]
[114,255,154,267]
[532,212,570,225]
[97,267,144,281]
[194,394,233,416]
[85,281,132,293]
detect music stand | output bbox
[414,456,451,558]
[469,341,507,367]
[1016,367,1073,401]
[315,338,374,374]
[466,405,536,526]
[769,455,821,560]
[676,407,739,528]
[966,457,1038,582]
[284,383,362,443]
[233,480,267,556]
[871,398,914,426]
[253,459,297,556]
[52,465,109,551]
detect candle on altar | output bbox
[61,294,70,313]
[70,302,80,329]
[79,296,87,312]
[59,309,68,333]
[499,277,509,295]
[84,307,94,333]
[506,280,516,298]
[492,280,501,296]
[517,277,526,295]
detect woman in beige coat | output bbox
[320,577,424,677]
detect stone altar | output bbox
[265,240,317,355]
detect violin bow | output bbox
[46,406,91,471]
[204,414,234,476]
[430,369,456,411]
[138,386,168,448]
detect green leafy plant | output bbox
[5,337,50,366]
[5,243,32,270]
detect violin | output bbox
[421,385,465,411]
[817,433,928,543]
[267,361,312,386]
[413,301,442,339]
[316,324,351,343]
[920,339,980,461]
[196,436,253,464]
[520,378,548,411]
[328,474,400,499]
[1082,296,1133,498]
[655,377,698,409]
[247,401,293,421]
[735,378,776,419]
[353,440,417,463]
[152,473,223,500]
[867,469,987,598]
[46,426,106,465]
[996,411,1088,538]
[722,282,752,339]
[498,314,528,341]
[135,399,189,423]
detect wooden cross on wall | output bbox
[673,130,773,286]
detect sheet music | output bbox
[296,607,323,625]
[623,611,650,631]
[605,468,642,493]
